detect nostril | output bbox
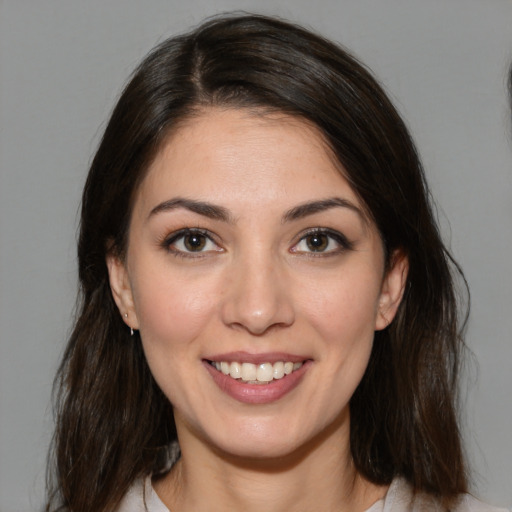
[219,262,295,334]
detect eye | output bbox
[291,229,352,254]
[164,229,221,256]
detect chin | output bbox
[203,415,336,464]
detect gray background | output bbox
[1,1,511,511]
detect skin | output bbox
[108,108,408,511]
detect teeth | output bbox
[241,362,257,381]
[211,360,304,383]
[256,363,273,382]
[273,361,284,379]
[229,362,241,379]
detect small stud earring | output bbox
[123,313,134,336]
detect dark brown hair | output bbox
[46,14,468,511]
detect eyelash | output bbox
[161,228,221,258]
[291,228,354,256]
[160,227,354,259]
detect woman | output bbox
[45,14,508,512]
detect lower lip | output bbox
[203,360,311,404]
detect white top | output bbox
[117,475,510,512]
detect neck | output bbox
[153,415,387,512]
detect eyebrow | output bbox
[148,197,234,223]
[148,196,366,224]
[282,197,367,224]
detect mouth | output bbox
[203,351,313,404]
[204,354,311,404]
[208,360,304,384]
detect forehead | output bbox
[135,108,365,218]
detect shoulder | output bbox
[116,476,170,512]
[380,477,509,512]
[116,443,179,511]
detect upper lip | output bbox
[205,351,310,365]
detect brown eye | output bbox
[184,233,207,252]
[291,229,353,255]
[305,233,329,252]
[165,229,220,256]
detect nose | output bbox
[220,251,295,336]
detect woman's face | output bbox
[108,108,406,460]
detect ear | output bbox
[106,253,140,331]
[375,250,409,331]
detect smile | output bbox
[204,356,311,404]
[209,360,304,384]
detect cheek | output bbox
[299,272,380,407]
[131,267,218,356]
[298,268,382,344]
[129,268,220,409]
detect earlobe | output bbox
[375,250,409,331]
[106,254,139,330]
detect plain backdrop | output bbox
[1,1,511,511]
